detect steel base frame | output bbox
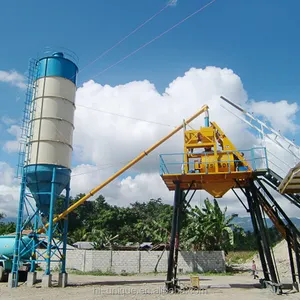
[9,167,70,288]
[239,179,300,294]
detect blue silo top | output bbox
[36,52,78,84]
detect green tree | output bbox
[0,213,16,235]
[182,198,238,253]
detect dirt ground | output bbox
[0,272,299,300]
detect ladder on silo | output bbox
[16,59,38,178]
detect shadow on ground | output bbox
[68,277,212,287]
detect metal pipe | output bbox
[204,110,209,127]
[39,105,209,233]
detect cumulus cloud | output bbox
[1,116,17,125]
[0,162,20,217]
[69,66,299,217]
[0,70,26,89]
[1,66,300,218]
[249,100,298,134]
[3,125,21,153]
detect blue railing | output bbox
[159,147,268,175]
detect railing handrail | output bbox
[159,146,267,156]
[159,147,268,174]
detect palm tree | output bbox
[182,198,238,253]
[86,228,118,250]
[68,228,88,245]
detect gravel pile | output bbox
[238,240,297,282]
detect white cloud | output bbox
[0,162,20,217]
[249,100,298,134]
[3,125,21,153]
[1,116,17,125]
[70,66,299,217]
[1,66,300,219]
[0,70,26,89]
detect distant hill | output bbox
[2,217,17,224]
[232,216,300,231]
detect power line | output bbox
[91,0,217,79]
[78,2,172,75]
[76,104,175,128]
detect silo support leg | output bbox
[9,177,27,288]
[59,183,70,288]
[27,212,38,287]
[43,168,57,287]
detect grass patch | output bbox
[226,251,257,264]
[187,271,234,276]
[68,269,137,276]
[69,270,117,276]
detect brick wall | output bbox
[64,249,225,274]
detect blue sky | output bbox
[1,0,300,168]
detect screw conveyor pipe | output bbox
[39,105,209,233]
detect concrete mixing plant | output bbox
[1,50,300,295]
[4,51,78,288]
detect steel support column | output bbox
[286,228,297,287]
[292,229,300,284]
[245,188,270,281]
[166,181,181,291]
[173,190,184,289]
[256,179,300,235]
[250,182,278,284]
[61,183,70,274]
[30,213,39,272]
[10,174,27,288]
[45,168,57,275]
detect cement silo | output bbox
[25,51,77,215]
[10,51,78,288]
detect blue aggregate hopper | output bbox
[24,165,71,215]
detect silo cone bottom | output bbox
[58,273,68,287]
[24,164,71,215]
[42,274,52,287]
[27,272,37,287]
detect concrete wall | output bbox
[64,250,225,274]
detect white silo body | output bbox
[26,52,78,169]
[24,51,78,215]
